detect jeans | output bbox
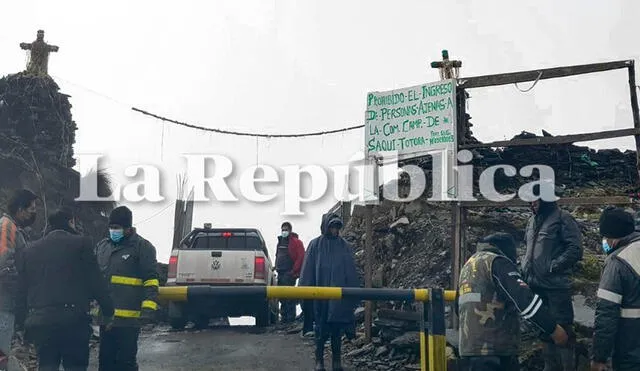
[277,272,296,323]
[536,289,575,371]
[98,326,140,371]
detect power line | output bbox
[134,201,176,226]
[52,75,365,138]
[131,107,364,138]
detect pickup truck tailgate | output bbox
[176,234,256,284]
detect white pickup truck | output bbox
[165,224,278,329]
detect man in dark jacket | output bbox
[457,233,569,370]
[275,221,305,324]
[94,206,159,371]
[0,189,38,369]
[521,190,582,371]
[299,212,359,371]
[591,207,640,371]
[15,208,114,371]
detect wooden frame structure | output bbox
[449,59,640,326]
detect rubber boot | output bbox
[315,337,326,371]
[331,334,343,371]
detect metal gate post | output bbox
[429,288,446,371]
[420,300,428,371]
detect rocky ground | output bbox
[334,131,638,370]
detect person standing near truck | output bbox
[275,222,305,324]
[95,206,159,371]
[15,208,114,371]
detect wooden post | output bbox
[627,62,640,184]
[364,157,379,342]
[432,50,464,329]
[450,203,462,329]
[364,203,373,342]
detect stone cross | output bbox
[20,30,59,76]
[430,49,462,80]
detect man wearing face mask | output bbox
[457,233,569,371]
[94,206,159,371]
[591,207,640,371]
[0,189,38,370]
[275,222,305,324]
[521,183,582,371]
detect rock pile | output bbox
[0,72,115,242]
[338,131,637,370]
[0,72,117,370]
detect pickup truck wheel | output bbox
[170,317,187,330]
[269,298,278,324]
[194,315,210,329]
[168,302,187,330]
[255,302,270,327]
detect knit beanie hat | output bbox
[109,206,132,228]
[599,207,635,239]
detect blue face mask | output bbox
[281,230,289,238]
[109,229,124,243]
[602,239,613,254]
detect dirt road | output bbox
[89,323,353,371]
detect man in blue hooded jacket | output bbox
[299,212,359,371]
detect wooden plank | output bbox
[377,308,422,322]
[459,196,634,208]
[459,128,640,149]
[458,60,632,89]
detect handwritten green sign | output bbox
[365,79,457,161]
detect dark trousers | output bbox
[302,300,314,333]
[462,355,519,371]
[315,324,342,367]
[535,289,575,371]
[98,326,140,371]
[277,272,296,323]
[29,321,91,371]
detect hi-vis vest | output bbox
[458,249,519,356]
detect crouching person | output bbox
[457,233,569,371]
[15,208,114,371]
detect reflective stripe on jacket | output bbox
[593,232,640,366]
[95,231,159,326]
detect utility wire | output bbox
[134,201,176,226]
[131,107,364,137]
[52,75,365,138]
